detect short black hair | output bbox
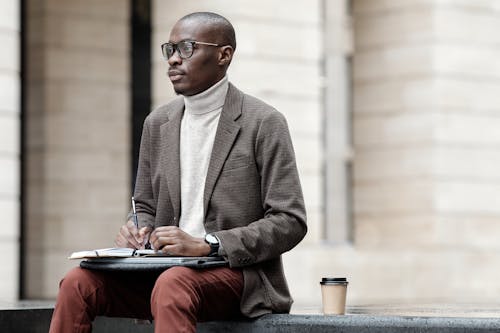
[179,12,236,50]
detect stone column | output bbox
[24,0,130,298]
[431,0,500,296]
[352,0,500,301]
[0,0,20,300]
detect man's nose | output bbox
[167,49,182,66]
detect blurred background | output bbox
[2,0,500,311]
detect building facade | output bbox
[1,0,500,310]
[0,0,21,302]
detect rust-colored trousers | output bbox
[48,266,244,333]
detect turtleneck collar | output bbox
[183,75,229,115]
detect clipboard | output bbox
[80,256,228,272]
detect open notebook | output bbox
[69,248,156,259]
[70,248,228,271]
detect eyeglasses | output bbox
[161,40,220,60]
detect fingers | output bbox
[150,226,184,253]
[158,244,178,256]
[149,226,207,256]
[115,221,143,249]
[126,220,144,248]
[151,226,183,238]
[138,226,153,238]
[149,226,175,244]
[114,232,130,248]
[138,226,153,249]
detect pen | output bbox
[131,196,139,229]
[132,196,152,249]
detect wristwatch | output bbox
[204,233,220,257]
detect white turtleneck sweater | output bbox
[179,76,229,238]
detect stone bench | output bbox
[2,301,500,332]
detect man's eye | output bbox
[180,43,192,53]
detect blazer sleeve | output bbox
[214,110,307,267]
[127,116,156,228]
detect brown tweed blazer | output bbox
[133,83,307,317]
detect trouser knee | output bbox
[59,267,96,296]
[151,267,200,313]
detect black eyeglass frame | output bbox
[161,40,220,60]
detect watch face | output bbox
[205,233,219,244]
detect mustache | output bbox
[168,68,185,76]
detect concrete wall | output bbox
[24,0,130,298]
[219,0,500,310]
[0,0,20,301]
[432,0,500,297]
[15,0,500,309]
[432,0,500,251]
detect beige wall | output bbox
[24,0,130,298]
[13,0,500,308]
[280,0,497,309]
[354,0,500,249]
[0,0,20,301]
[432,1,500,250]
[285,0,500,308]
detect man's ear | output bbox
[218,45,234,66]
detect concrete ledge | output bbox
[0,308,52,333]
[2,302,500,333]
[198,314,500,333]
[0,306,154,333]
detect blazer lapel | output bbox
[159,100,184,223]
[203,84,243,215]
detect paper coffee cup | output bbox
[320,277,348,315]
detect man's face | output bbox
[167,20,223,96]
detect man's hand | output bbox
[115,220,152,249]
[149,226,210,256]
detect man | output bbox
[49,12,306,333]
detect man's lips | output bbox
[168,69,185,82]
